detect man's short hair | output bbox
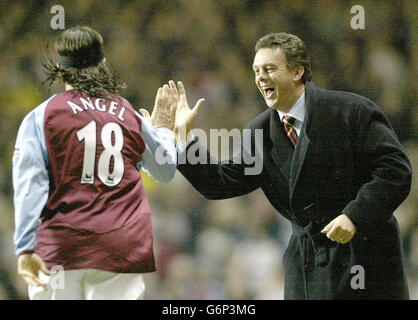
[255,33,312,83]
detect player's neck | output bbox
[65,83,74,91]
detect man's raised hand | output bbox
[172,81,205,145]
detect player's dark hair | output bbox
[255,33,312,83]
[42,25,125,98]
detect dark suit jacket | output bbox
[177,81,412,299]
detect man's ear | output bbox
[102,57,107,64]
[293,65,305,82]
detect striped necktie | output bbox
[283,115,298,147]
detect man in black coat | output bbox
[169,33,412,299]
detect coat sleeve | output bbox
[176,127,264,200]
[342,98,412,236]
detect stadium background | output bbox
[0,0,416,299]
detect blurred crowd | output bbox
[0,0,416,299]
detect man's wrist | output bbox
[153,120,173,130]
[154,125,173,130]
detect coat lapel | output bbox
[289,116,310,198]
[289,81,319,201]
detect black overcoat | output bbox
[177,81,412,299]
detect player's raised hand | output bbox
[139,83,177,130]
[321,214,356,244]
[17,253,50,290]
[172,81,205,145]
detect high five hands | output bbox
[141,80,205,145]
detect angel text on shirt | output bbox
[66,97,126,121]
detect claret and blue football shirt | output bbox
[13,90,176,273]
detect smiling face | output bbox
[252,47,304,112]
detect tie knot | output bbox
[283,115,296,126]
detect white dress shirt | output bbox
[277,91,306,137]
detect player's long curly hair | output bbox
[42,25,125,98]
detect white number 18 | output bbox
[76,120,124,186]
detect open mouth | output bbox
[263,88,275,99]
